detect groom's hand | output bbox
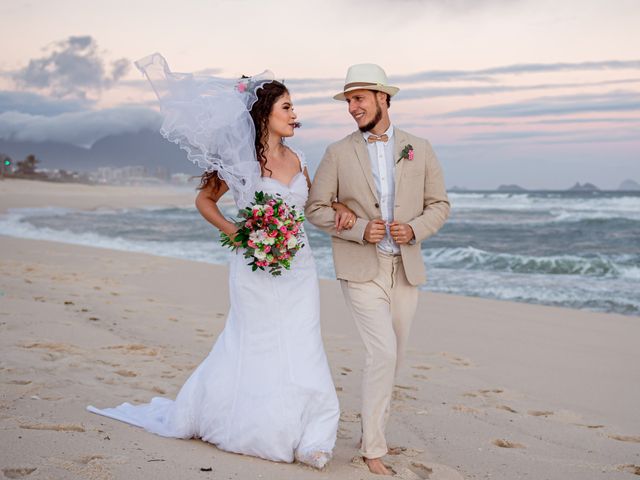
[364,219,386,243]
[389,221,415,245]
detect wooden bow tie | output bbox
[367,134,388,143]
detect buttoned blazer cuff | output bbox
[335,217,367,244]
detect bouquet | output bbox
[220,191,305,276]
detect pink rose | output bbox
[237,83,246,93]
[408,149,414,161]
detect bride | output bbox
[87,54,355,469]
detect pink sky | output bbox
[1,0,639,189]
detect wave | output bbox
[424,246,640,279]
[0,208,233,265]
[423,268,640,316]
[2,206,639,316]
[449,192,640,221]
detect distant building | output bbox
[170,172,195,185]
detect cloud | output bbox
[13,35,130,98]
[0,90,92,115]
[460,127,640,145]
[443,91,640,118]
[290,60,640,105]
[0,107,161,147]
[392,60,640,84]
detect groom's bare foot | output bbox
[364,457,393,475]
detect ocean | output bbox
[1,190,639,316]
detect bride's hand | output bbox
[332,202,356,233]
[221,224,241,247]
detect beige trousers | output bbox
[340,251,419,459]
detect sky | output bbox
[1,0,639,189]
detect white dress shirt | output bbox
[363,125,400,255]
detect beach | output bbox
[1,179,639,480]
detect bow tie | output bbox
[367,134,388,143]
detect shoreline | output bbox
[1,177,638,318]
[0,178,198,214]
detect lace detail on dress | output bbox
[295,449,332,469]
[285,143,307,171]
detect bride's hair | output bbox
[250,80,288,178]
[197,80,289,191]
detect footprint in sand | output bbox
[388,446,424,457]
[575,423,605,429]
[496,405,518,414]
[492,439,525,449]
[412,365,432,371]
[340,411,360,423]
[76,454,105,464]
[21,342,79,354]
[20,422,85,432]
[2,467,37,478]
[395,384,418,391]
[388,458,464,480]
[412,374,428,380]
[479,388,503,395]
[103,344,157,356]
[408,461,433,479]
[440,352,473,368]
[608,434,640,443]
[6,380,32,385]
[114,370,137,378]
[617,464,640,475]
[393,388,417,402]
[528,410,553,417]
[452,404,482,414]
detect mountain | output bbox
[567,182,600,192]
[497,184,527,192]
[0,129,201,174]
[618,179,640,191]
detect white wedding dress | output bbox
[88,154,340,467]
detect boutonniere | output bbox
[397,144,414,164]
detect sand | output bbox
[1,179,639,480]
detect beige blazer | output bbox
[305,128,450,286]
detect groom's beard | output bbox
[359,103,383,133]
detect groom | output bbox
[305,64,450,475]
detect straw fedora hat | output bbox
[333,63,399,101]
